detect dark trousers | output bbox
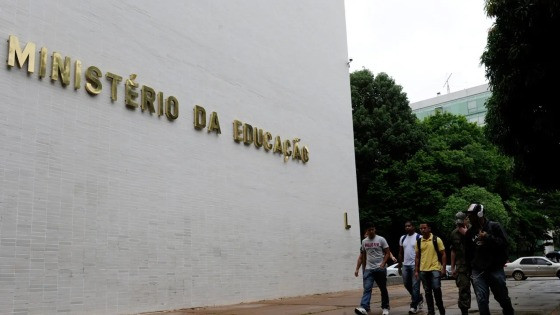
[455,271,472,312]
[419,270,445,315]
[471,268,514,315]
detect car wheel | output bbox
[512,271,524,281]
[557,270,560,279]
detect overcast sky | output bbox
[344,0,494,103]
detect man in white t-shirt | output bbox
[398,220,424,314]
[354,222,391,315]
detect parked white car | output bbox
[385,263,452,279]
[387,263,400,277]
[504,256,560,280]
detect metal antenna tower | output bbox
[443,73,452,94]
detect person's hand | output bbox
[441,267,446,276]
[354,269,359,277]
[452,268,458,278]
[391,256,397,263]
[380,262,386,269]
[414,270,419,279]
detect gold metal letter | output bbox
[208,112,221,134]
[283,140,292,162]
[165,96,179,120]
[263,132,273,151]
[141,85,156,113]
[243,124,253,145]
[157,92,164,116]
[74,60,82,90]
[273,136,283,154]
[253,128,264,148]
[39,47,47,78]
[7,35,35,73]
[106,72,122,101]
[292,138,301,160]
[233,120,243,142]
[302,146,310,163]
[50,52,71,85]
[125,74,139,108]
[85,66,102,95]
[193,105,206,129]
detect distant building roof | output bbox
[410,83,489,110]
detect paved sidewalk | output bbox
[141,277,560,315]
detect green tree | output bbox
[387,113,514,220]
[351,69,425,231]
[364,113,515,248]
[437,186,510,246]
[481,0,560,189]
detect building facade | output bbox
[0,2,360,314]
[410,83,491,125]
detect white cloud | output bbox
[345,0,494,102]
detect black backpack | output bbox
[417,235,443,264]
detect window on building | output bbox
[477,115,485,125]
[467,101,477,114]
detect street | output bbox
[141,277,560,315]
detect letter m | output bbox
[7,35,36,73]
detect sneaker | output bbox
[417,299,424,310]
[409,307,418,314]
[382,308,390,315]
[354,307,367,315]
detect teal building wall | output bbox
[410,84,490,125]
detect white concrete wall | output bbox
[0,1,360,314]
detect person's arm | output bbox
[414,247,420,279]
[355,251,365,277]
[440,249,447,275]
[398,244,404,269]
[481,222,508,247]
[390,252,397,263]
[450,249,457,278]
[381,247,390,268]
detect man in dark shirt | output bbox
[465,203,514,315]
[450,212,471,315]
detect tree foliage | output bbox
[351,68,557,256]
[383,113,515,221]
[437,186,512,250]
[351,69,425,229]
[481,0,560,189]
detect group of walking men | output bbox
[354,203,515,315]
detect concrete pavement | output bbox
[140,277,560,315]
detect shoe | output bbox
[382,308,390,315]
[417,299,424,310]
[354,307,367,315]
[409,307,418,314]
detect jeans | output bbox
[471,268,514,315]
[402,265,423,308]
[360,268,390,311]
[419,270,445,315]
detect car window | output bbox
[520,258,534,265]
[535,258,550,265]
